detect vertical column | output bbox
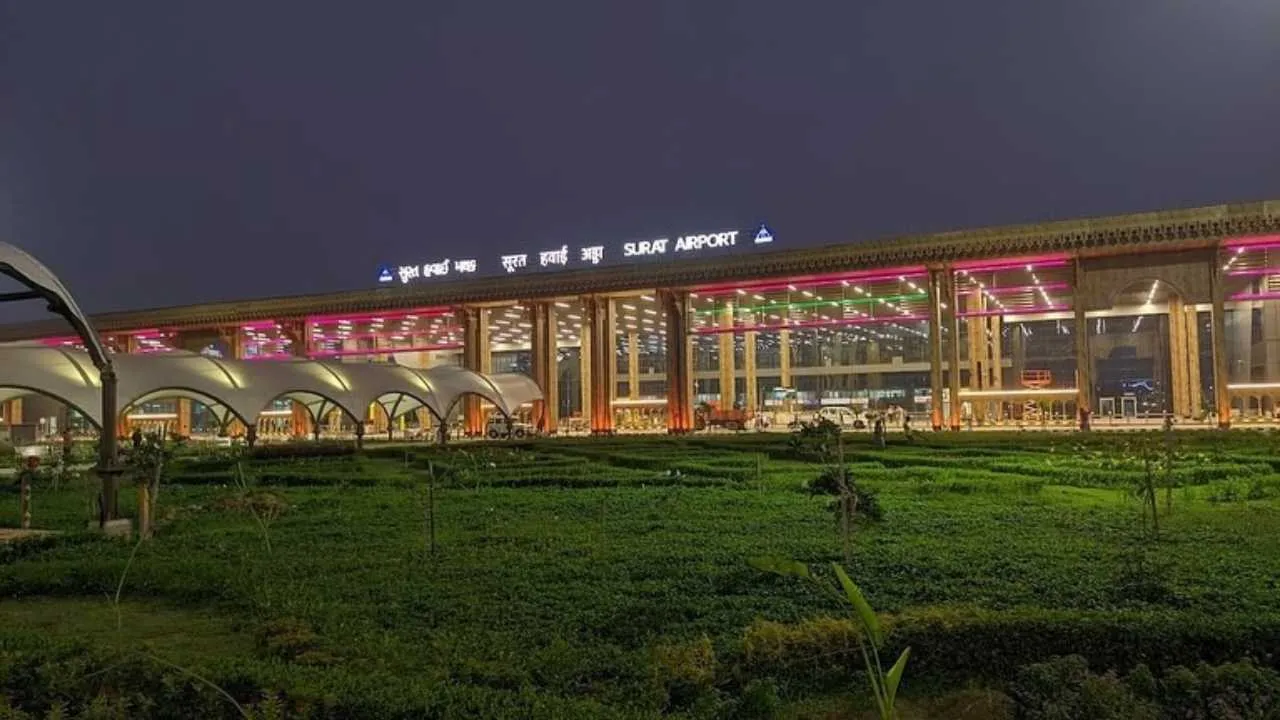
[866,341,882,390]
[744,330,758,415]
[175,398,192,437]
[967,293,986,391]
[1167,296,1188,418]
[988,316,1003,389]
[928,268,945,431]
[462,307,492,436]
[779,329,792,388]
[5,399,22,425]
[1187,305,1202,419]
[286,322,313,437]
[1073,258,1093,430]
[530,301,559,433]
[290,402,310,438]
[661,290,694,433]
[944,270,963,430]
[627,330,641,400]
[222,329,243,361]
[718,303,736,408]
[585,295,616,434]
[1265,304,1280,383]
[1210,261,1231,428]
[579,311,592,427]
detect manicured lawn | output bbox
[2,431,1280,718]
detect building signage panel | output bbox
[378,224,774,285]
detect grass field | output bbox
[3,431,1280,718]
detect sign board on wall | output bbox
[378,223,777,286]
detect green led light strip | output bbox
[692,292,928,315]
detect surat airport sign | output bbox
[377,224,774,286]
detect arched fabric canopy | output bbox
[0,347,542,430]
[0,243,110,370]
[0,346,103,424]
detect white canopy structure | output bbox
[0,346,541,430]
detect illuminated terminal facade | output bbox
[2,200,1280,439]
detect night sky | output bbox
[1,1,1278,321]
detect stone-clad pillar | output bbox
[4,399,22,425]
[718,303,735,408]
[928,268,945,431]
[744,330,758,414]
[584,295,615,434]
[627,331,641,400]
[175,398,192,437]
[1210,261,1231,428]
[1073,258,1093,430]
[779,330,792,388]
[988,316,1002,389]
[944,270,963,430]
[462,307,492,436]
[661,290,694,433]
[1187,305,1202,419]
[530,301,559,433]
[579,313,592,428]
[1167,297,1189,418]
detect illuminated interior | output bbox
[1222,236,1280,418]
[689,268,932,416]
[307,308,463,361]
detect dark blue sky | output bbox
[1,1,1277,319]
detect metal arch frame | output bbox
[0,385,101,429]
[120,386,249,434]
[0,242,123,523]
[375,390,448,440]
[261,389,363,444]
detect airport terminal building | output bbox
[2,200,1279,439]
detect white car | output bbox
[485,417,535,440]
[815,407,867,429]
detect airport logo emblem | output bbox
[377,266,395,283]
[753,224,774,245]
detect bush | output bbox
[651,636,718,711]
[738,608,1280,693]
[1009,655,1158,719]
[807,467,883,522]
[248,442,356,461]
[1010,655,1280,719]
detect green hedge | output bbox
[738,607,1280,693]
[0,636,641,720]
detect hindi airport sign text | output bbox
[379,224,775,286]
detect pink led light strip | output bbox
[1224,234,1280,251]
[1227,267,1280,277]
[952,254,1071,273]
[957,282,1069,296]
[311,329,462,344]
[958,305,1067,318]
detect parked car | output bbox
[814,406,868,429]
[486,417,536,440]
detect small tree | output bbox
[749,558,909,719]
[123,432,174,538]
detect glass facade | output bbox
[13,224,1280,438]
[1223,241,1280,419]
[953,257,1078,426]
